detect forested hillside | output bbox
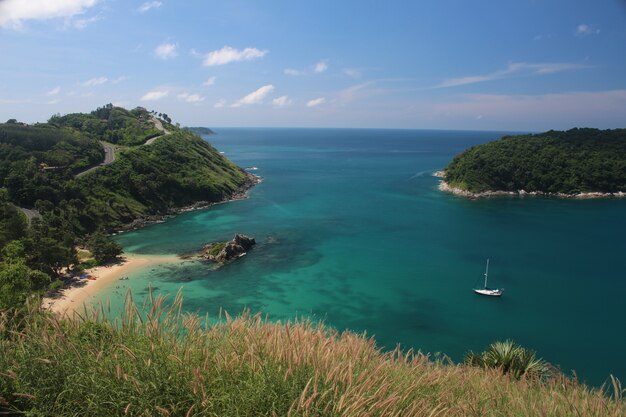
[0,105,249,309]
[444,128,626,194]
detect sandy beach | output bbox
[43,253,181,316]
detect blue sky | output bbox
[1,0,625,130]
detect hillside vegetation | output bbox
[444,128,626,194]
[0,296,623,416]
[0,105,249,309]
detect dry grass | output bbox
[0,291,623,416]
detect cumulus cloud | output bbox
[141,89,169,101]
[214,100,226,108]
[435,62,590,88]
[46,87,61,96]
[272,96,292,108]
[314,60,328,73]
[155,42,177,59]
[0,0,98,29]
[231,85,274,107]
[177,92,205,103]
[576,24,600,36]
[81,76,108,87]
[203,46,268,66]
[306,97,326,108]
[203,76,216,87]
[138,1,162,13]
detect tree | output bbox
[87,230,122,264]
[0,242,50,310]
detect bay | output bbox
[96,128,626,386]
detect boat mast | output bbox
[484,258,489,289]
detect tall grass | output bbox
[0,291,624,416]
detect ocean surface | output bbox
[96,128,626,386]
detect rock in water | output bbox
[202,234,256,263]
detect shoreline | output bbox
[43,172,261,316]
[117,172,261,232]
[435,173,626,200]
[43,254,182,316]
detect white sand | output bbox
[43,254,180,316]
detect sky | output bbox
[1,0,625,130]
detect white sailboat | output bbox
[473,258,503,297]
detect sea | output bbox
[94,128,626,386]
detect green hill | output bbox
[0,298,622,416]
[443,128,626,195]
[0,105,252,307]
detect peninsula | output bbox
[440,128,626,198]
[0,104,258,312]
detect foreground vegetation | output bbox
[0,105,248,310]
[444,128,626,194]
[0,295,623,416]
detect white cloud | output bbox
[272,96,292,108]
[138,1,162,13]
[231,85,274,107]
[81,76,108,87]
[284,68,302,76]
[203,46,268,66]
[576,24,600,36]
[314,60,328,73]
[141,89,169,101]
[435,62,590,88]
[47,99,60,105]
[111,76,129,84]
[343,68,361,78]
[155,42,177,59]
[214,100,226,108]
[72,14,101,29]
[306,97,326,108]
[46,87,61,96]
[0,0,98,28]
[203,76,216,87]
[177,92,205,103]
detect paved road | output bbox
[11,204,41,223]
[145,118,170,145]
[74,141,116,178]
[74,119,169,178]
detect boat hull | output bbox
[473,288,503,297]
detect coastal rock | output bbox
[202,234,256,263]
[438,180,626,200]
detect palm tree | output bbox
[465,340,552,380]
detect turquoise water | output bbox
[98,128,626,386]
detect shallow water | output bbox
[96,128,626,386]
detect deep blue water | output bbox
[98,128,626,386]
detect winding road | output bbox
[11,204,41,224]
[73,118,170,178]
[74,141,116,178]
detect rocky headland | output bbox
[199,234,256,264]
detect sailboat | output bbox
[473,258,503,297]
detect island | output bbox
[185,126,216,135]
[440,128,626,198]
[199,234,256,264]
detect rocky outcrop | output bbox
[201,234,256,263]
